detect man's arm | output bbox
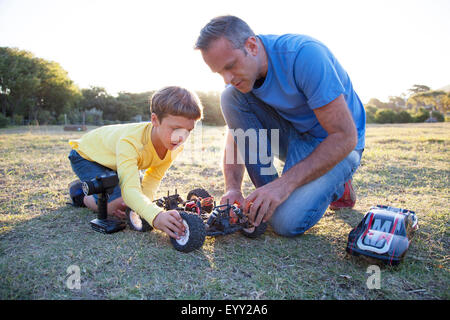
[246,94,357,225]
[220,129,246,205]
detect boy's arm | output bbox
[141,144,184,200]
[116,139,163,227]
[140,164,170,201]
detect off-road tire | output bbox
[187,188,213,213]
[126,207,152,232]
[241,222,267,238]
[170,211,206,253]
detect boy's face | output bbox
[152,113,196,151]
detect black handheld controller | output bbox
[82,172,126,234]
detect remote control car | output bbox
[346,205,418,266]
[126,188,267,253]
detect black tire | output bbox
[126,207,152,232]
[186,188,213,213]
[170,211,206,253]
[241,222,267,238]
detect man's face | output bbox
[201,37,260,93]
[152,114,196,151]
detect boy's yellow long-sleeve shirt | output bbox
[69,122,183,227]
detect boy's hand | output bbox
[111,208,126,220]
[108,200,127,220]
[153,210,186,240]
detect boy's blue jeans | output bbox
[221,86,363,237]
[68,149,122,203]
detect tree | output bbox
[0,47,40,118]
[408,90,448,113]
[408,84,431,96]
[30,58,81,122]
[388,96,405,108]
[375,109,396,123]
[80,86,111,113]
[364,104,377,123]
[412,108,429,123]
[0,47,81,123]
[396,110,413,123]
[196,91,225,126]
[367,98,386,109]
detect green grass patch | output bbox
[0,124,448,299]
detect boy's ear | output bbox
[151,113,160,126]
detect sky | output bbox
[0,0,449,104]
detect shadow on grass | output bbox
[0,203,447,300]
[357,163,449,192]
[0,203,369,299]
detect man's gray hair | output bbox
[195,15,255,51]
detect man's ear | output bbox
[245,36,259,56]
[151,113,160,126]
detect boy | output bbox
[68,86,202,240]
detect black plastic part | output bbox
[345,246,402,266]
[126,207,152,232]
[82,171,119,196]
[154,191,183,211]
[206,225,242,236]
[170,211,206,253]
[186,188,213,213]
[90,218,126,234]
[240,222,268,238]
[187,188,211,200]
[97,192,108,220]
[84,174,126,234]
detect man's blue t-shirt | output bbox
[253,34,366,150]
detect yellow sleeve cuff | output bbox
[139,203,163,227]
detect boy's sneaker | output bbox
[329,179,356,210]
[69,179,86,207]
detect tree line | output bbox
[1,47,448,128]
[0,47,225,128]
[365,84,449,124]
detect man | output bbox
[195,16,366,237]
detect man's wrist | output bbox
[279,172,301,195]
[225,188,242,194]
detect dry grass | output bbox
[0,123,448,299]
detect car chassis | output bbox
[126,188,267,252]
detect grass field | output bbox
[0,123,448,300]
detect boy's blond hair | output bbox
[150,86,203,122]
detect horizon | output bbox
[1,0,449,104]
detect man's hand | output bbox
[220,189,245,206]
[153,210,186,240]
[244,177,291,227]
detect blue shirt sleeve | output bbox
[294,42,345,109]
